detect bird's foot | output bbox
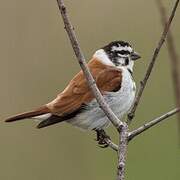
[95,129,111,148]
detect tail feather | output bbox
[5,105,50,122]
[36,107,84,129]
[36,115,64,129]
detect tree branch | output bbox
[56,1,128,179]
[117,123,128,180]
[128,108,180,141]
[56,0,123,131]
[156,0,180,138]
[127,0,180,124]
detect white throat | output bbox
[93,49,114,66]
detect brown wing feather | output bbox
[47,58,122,116]
[96,68,122,92]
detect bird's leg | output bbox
[95,129,111,148]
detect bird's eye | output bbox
[119,50,130,55]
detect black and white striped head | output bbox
[94,40,141,71]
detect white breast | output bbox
[108,68,136,119]
[67,67,136,130]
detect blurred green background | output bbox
[0,0,179,179]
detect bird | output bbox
[5,40,140,144]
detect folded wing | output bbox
[47,58,122,116]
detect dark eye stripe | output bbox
[119,50,130,55]
[112,50,130,55]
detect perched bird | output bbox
[5,41,140,136]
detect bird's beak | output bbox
[131,52,141,61]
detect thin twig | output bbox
[117,123,128,180]
[56,0,123,131]
[127,0,180,124]
[128,108,180,141]
[156,0,180,139]
[103,138,118,152]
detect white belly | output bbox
[67,68,136,130]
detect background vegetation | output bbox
[0,0,179,179]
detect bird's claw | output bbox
[95,129,111,149]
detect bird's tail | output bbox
[5,105,50,122]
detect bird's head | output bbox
[94,40,141,72]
